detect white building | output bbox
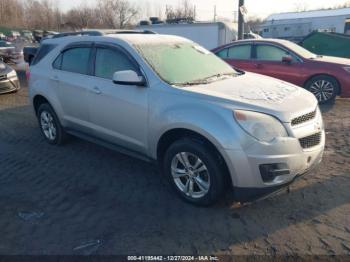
[261,8,350,41]
[136,22,237,50]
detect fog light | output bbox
[259,163,290,183]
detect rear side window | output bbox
[53,54,62,69]
[61,47,91,75]
[32,44,57,66]
[227,45,251,60]
[95,48,137,79]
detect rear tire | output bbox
[163,138,226,206]
[305,75,339,104]
[37,103,68,145]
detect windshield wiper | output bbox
[206,72,236,79]
[172,72,238,86]
[172,80,210,86]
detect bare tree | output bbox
[97,0,139,29]
[22,0,62,30]
[64,5,97,30]
[246,16,264,33]
[0,0,24,28]
[166,0,196,21]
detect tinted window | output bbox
[95,48,137,79]
[61,47,91,74]
[256,45,290,61]
[53,54,62,69]
[32,44,57,65]
[227,45,251,60]
[216,49,228,58]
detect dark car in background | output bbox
[0,61,20,94]
[212,39,350,104]
[0,40,23,65]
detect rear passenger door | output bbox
[215,44,256,72]
[52,43,94,132]
[88,44,149,154]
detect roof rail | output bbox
[50,30,156,39]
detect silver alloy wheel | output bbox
[309,80,334,102]
[171,152,210,199]
[40,111,57,141]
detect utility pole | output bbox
[238,0,245,40]
[214,5,217,22]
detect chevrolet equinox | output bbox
[29,33,325,206]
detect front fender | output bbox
[148,101,244,159]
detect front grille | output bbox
[299,132,322,149]
[291,110,317,126]
[0,75,6,81]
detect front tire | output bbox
[37,103,68,145]
[305,75,339,104]
[163,139,226,206]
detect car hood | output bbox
[312,55,350,66]
[181,72,318,123]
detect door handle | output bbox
[254,64,263,69]
[92,86,102,95]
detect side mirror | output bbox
[282,55,293,64]
[112,70,145,86]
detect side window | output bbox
[61,47,91,75]
[53,54,62,69]
[216,48,228,58]
[95,48,137,79]
[256,45,290,62]
[32,44,57,66]
[227,45,251,60]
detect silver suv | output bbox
[29,33,325,206]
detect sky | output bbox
[58,0,350,21]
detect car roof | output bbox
[42,33,192,46]
[213,38,292,51]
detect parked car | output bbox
[29,33,325,206]
[212,39,350,104]
[21,30,34,42]
[0,40,23,65]
[23,45,39,64]
[0,61,20,94]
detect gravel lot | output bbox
[0,72,349,256]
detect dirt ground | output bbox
[0,72,349,257]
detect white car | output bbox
[28,32,325,205]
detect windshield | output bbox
[135,42,238,86]
[282,41,317,59]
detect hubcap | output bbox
[309,80,334,102]
[171,152,210,199]
[40,111,56,141]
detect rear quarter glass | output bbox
[31,44,57,66]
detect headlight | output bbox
[344,67,350,73]
[234,110,288,142]
[7,69,17,78]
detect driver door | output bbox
[252,44,305,87]
[87,44,149,154]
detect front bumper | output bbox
[224,130,325,203]
[0,78,20,94]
